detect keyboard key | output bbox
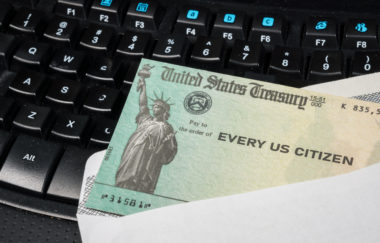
[79,24,115,53]
[45,79,82,109]
[89,118,116,148]
[249,14,286,46]
[268,46,303,80]
[0,33,17,70]
[49,49,85,79]
[122,63,138,87]
[55,0,89,19]
[351,51,380,76]
[82,86,121,116]
[124,0,163,31]
[0,135,62,194]
[0,2,12,30]
[85,57,121,87]
[50,113,90,145]
[212,10,247,44]
[12,103,52,136]
[116,31,150,58]
[343,19,378,49]
[175,6,210,38]
[47,146,93,203]
[43,17,79,46]
[12,41,51,72]
[190,37,224,68]
[303,18,338,49]
[152,34,187,62]
[229,40,264,71]
[0,130,11,161]
[8,70,46,100]
[89,0,127,26]
[0,97,15,129]
[308,51,344,83]
[8,8,44,35]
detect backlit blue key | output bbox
[187,10,199,20]
[136,2,149,12]
[100,0,112,7]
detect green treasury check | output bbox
[86,59,380,215]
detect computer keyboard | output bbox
[0,0,379,220]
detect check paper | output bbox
[86,59,380,215]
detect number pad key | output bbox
[116,31,150,58]
[308,51,344,83]
[351,51,380,76]
[190,37,224,68]
[12,104,52,137]
[79,24,115,53]
[43,17,79,46]
[152,34,187,63]
[229,40,263,71]
[268,46,303,79]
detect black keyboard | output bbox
[0,0,379,220]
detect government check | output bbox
[86,59,380,215]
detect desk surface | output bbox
[0,203,81,243]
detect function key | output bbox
[79,24,115,53]
[0,135,62,194]
[8,8,44,36]
[89,0,127,26]
[8,70,46,101]
[268,46,303,86]
[175,7,210,38]
[55,0,90,19]
[229,40,264,71]
[303,18,338,49]
[190,37,224,68]
[12,103,52,137]
[343,20,378,49]
[116,31,151,58]
[212,10,247,44]
[350,51,380,76]
[12,41,51,72]
[124,1,163,31]
[43,17,79,47]
[249,14,286,46]
[307,51,344,83]
[152,34,188,63]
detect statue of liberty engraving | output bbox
[115,64,178,194]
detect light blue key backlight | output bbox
[224,14,236,24]
[187,10,199,20]
[262,17,274,27]
[136,2,149,12]
[100,0,112,7]
[355,23,368,33]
